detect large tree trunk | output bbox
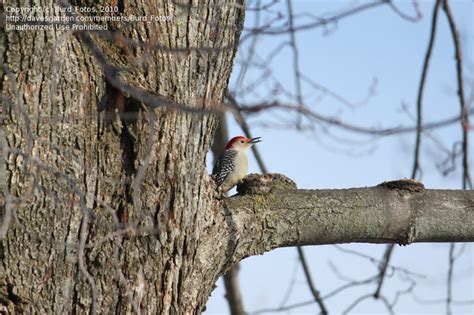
[2,1,473,314]
[1,0,245,313]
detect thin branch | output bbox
[447,244,455,315]
[277,258,299,307]
[234,0,262,90]
[297,247,328,315]
[53,0,229,115]
[375,0,441,299]
[379,295,396,315]
[390,276,417,307]
[95,29,237,54]
[286,0,305,128]
[442,0,471,190]
[248,299,315,315]
[442,3,472,314]
[333,245,425,278]
[412,0,441,180]
[246,0,280,12]
[342,294,372,315]
[238,100,474,136]
[243,0,388,36]
[373,244,395,298]
[412,294,474,305]
[387,0,422,22]
[300,74,376,109]
[324,273,379,300]
[78,32,220,114]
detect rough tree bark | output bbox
[1,1,473,315]
[1,0,245,313]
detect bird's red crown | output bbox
[225,136,250,150]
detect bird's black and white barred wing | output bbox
[212,150,237,187]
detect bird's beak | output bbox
[248,137,262,144]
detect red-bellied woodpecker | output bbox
[212,136,262,192]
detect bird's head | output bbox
[225,136,262,151]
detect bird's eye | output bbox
[240,140,244,144]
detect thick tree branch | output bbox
[226,174,474,261]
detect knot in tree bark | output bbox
[377,179,425,192]
[236,173,297,195]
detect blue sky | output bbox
[205,1,473,314]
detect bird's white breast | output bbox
[224,150,248,186]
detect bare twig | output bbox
[248,299,315,315]
[277,258,299,307]
[246,0,279,12]
[342,294,372,315]
[374,244,395,299]
[391,276,417,307]
[412,0,441,180]
[387,0,422,22]
[243,0,388,36]
[297,247,328,315]
[442,0,471,190]
[238,100,473,136]
[235,0,262,90]
[286,0,305,128]
[442,2,472,314]
[78,32,221,114]
[333,245,425,278]
[447,244,455,315]
[53,0,228,115]
[301,74,376,109]
[375,0,441,298]
[412,294,474,305]
[324,273,379,300]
